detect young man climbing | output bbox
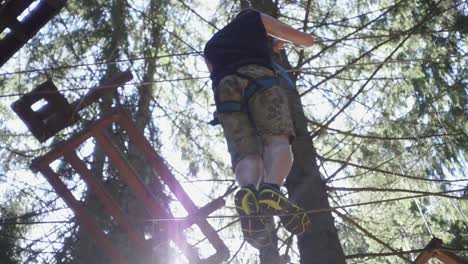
[204,9,315,248]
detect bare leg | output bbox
[263,135,292,186]
[259,136,311,235]
[235,154,264,187]
[234,154,272,248]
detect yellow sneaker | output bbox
[258,185,311,235]
[235,186,272,248]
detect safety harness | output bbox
[209,63,295,126]
[273,62,296,90]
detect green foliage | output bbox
[446,220,468,250]
[0,0,466,263]
[0,194,33,264]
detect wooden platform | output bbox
[0,0,66,67]
[13,71,230,263]
[415,238,466,264]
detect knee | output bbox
[240,154,262,163]
[235,154,264,187]
[264,135,292,158]
[235,154,263,171]
[264,134,290,147]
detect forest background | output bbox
[0,0,467,263]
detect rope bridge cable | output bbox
[298,1,466,96]
[1,52,463,99]
[0,220,75,225]
[1,51,459,79]
[0,51,202,76]
[345,247,468,260]
[0,188,463,227]
[143,188,466,223]
[1,15,464,79]
[0,77,210,99]
[0,25,463,77]
[1,0,463,90]
[177,0,219,30]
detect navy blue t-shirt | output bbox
[204,10,273,85]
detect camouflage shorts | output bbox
[215,64,295,169]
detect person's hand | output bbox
[272,38,286,54]
[312,35,325,47]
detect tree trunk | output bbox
[71,0,125,262]
[285,89,346,264]
[70,0,174,263]
[258,218,283,264]
[245,0,347,263]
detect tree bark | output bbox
[70,0,173,263]
[246,0,347,263]
[285,89,346,264]
[71,0,126,263]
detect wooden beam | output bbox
[414,238,466,264]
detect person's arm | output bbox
[260,13,315,47]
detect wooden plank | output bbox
[30,109,118,167]
[31,107,230,263]
[414,238,466,264]
[434,249,466,264]
[0,0,66,67]
[70,71,133,111]
[118,111,230,263]
[0,0,34,33]
[93,129,202,263]
[414,250,434,264]
[36,164,127,264]
[64,152,150,251]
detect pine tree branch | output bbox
[328,186,466,200]
[0,220,74,225]
[323,147,359,182]
[320,155,467,183]
[186,189,466,218]
[178,0,219,30]
[301,1,464,102]
[296,54,464,71]
[296,0,313,68]
[346,247,468,260]
[323,29,462,42]
[346,249,424,259]
[334,210,413,262]
[298,0,407,68]
[308,31,413,137]
[227,240,246,264]
[307,119,465,141]
[280,2,401,27]
[192,218,239,247]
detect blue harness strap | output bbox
[209,100,243,126]
[217,72,279,111]
[209,71,280,126]
[273,62,296,90]
[217,100,243,113]
[244,76,280,100]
